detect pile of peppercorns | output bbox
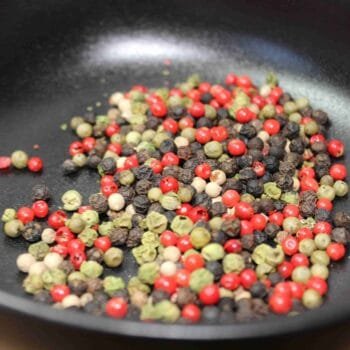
[2,72,350,323]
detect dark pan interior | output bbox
[0,0,350,339]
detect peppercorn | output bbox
[87,154,102,169]
[103,247,124,268]
[331,227,350,244]
[21,222,42,243]
[333,211,350,229]
[89,193,108,213]
[205,261,223,282]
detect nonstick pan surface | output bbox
[0,0,350,340]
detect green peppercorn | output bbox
[103,276,125,296]
[132,245,157,265]
[148,187,162,202]
[283,217,301,234]
[76,122,93,138]
[103,247,124,268]
[302,289,322,309]
[304,120,319,136]
[70,116,85,130]
[1,208,16,223]
[289,112,302,123]
[141,231,160,248]
[205,105,217,119]
[28,241,50,260]
[263,182,282,200]
[80,261,103,278]
[138,262,160,284]
[189,268,214,292]
[67,271,87,283]
[281,191,299,204]
[334,180,349,197]
[81,210,99,227]
[181,128,196,142]
[127,276,151,295]
[126,131,142,145]
[177,186,194,203]
[204,141,223,158]
[11,150,28,169]
[201,243,225,261]
[153,132,170,148]
[159,192,181,210]
[223,253,245,274]
[118,170,135,186]
[292,266,311,283]
[295,97,309,110]
[98,221,114,236]
[42,268,66,289]
[113,212,132,229]
[190,227,211,249]
[155,300,180,323]
[314,233,331,250]
[320,175,334,186]
[317,185,336,201]
[4,219,24,238]
[23,274,44,294]
[78,228,98,247]
[61,190,83,211]
[142,129,157,142]
[284,101,298,114]
[261,104,275,118]
[67,217,86,234]
[311,250,330,266]
[170,216,193,236]
[298,238,317,256]
[256,263,274,278]
[311,264,329,279]
[146,212,168,234]
[240,193,255,203]
[111,133,125,144]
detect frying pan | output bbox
[0,0,350,340]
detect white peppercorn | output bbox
[62,294,81,309]
[191,177,207,193]
[108,193,125,211]
[160,261,177,276]
[16,253,36,273]
[41,228,56,244]
[44,252,63,269]
[163,246,181,262]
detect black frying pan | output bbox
[0,0,350,340]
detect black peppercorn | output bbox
[274,173,294,191]
[254,230,268,245]
[126,227,144,248]
[211,230,228,245]
[84,300,104,316]
[86,247,104,263]
[268,272,284,286]
[68,279,88,296]
[289,138,305,154]
[312,109,329,125]
[117,186,135,205]
[241,234,255,251]
[135,179,152,195]
[333,211,350,229]
[159,139,176,154]
[177,146,192,161]
[218,297,236,312]
[247,137,264,150]
[250,282,268,299]
[196,117,213,128]
[22,222,42,243]
[191,193,211,208]
[33,290,53,304]
[121,144,134,157]
[331,227,350,244]
[210,202,226,217]
[133,165,154,180]
[279,93,292,105]
[206,261,223,282]
[221,218,241,237]
[86,278,103,293]
[98,157,116,175]
[239,124,257,139]
[264,156,279,173]
[32,184,50,202]
[239,167,257,182]
[315,208,331,222]
[222,178,243,193]
[176,287,197,307]
[269,145,285,159]
[265,223,280,238]
[89,193,108,213]
[200,92,213,104]
[237,155,253,169]
[62,159,79,175]
[202,306,220,323]
[110,228,129,246]
[217,108,229,120]
[87,154,102,169]
[219,310,235,324]
[246,179,264,197]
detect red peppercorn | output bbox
[184,254,205,272]
[228,139,246,156]
[210,84,224,97]
[313,221,332,235]
[240,220,254,235]
[209,99,220,109]
[215,89,231,106]
[162,118,178,134]
[291,253,309,267]
[288,281,305,300]
[160,230,178,247]
[225,73,237,86]
[106,297,128,319]
[160,176,179,193]
[326,242,346,261]
[269,211,284,226]
[263,119,280,135]
[199,82,211,93]
[251,213,267,231]
[307,277,328,296]
[149,159,163,174]
[235,107,255,124]
[316,198,333,211]
[275,105,284,114]
[70,250,86,270]
[310,134,326,144]
[28,157,43,172]
[236,75,252,88]
[50,284,70,302]
[101,183,118,197]
[222,190,240,208]
[100,175,115,186]
[220,273,241,290]
[188,206,209,223]
[177,235,193,253]
[299,167,315,179]
[327,139,345,158]
[67,239,85,254]
[161,152,179,166]
[274,282,292,297]
[17,207,35,224]
[69,141,84,156]
[178,116,194,130]
[0,156,11,169]
[283,204,300,218]
[32,200,49,218]
[55,227,74,246]
[50,244,68,258]
[300,176,319,192]
[252,161,265,177]
[296,227,313,241]
[235,202,254,220]
[154,276,177,294]
[169,88,183,97]
[210,126,228,142]
[199,284,220,305]
[132,84,148,93]
[175,269,190,287]
[269,293,292,314]
[181,304,201,323]
[329,163,347,180]
[150,101,167,118]
[105,123,120,137]
[82,137,96,152]
[195,127,212,144]
[187,89,201,102]
[176,203,193,216]
[124,155,139,169]
[224,239,242,253]
[94,236,112,252]
[240,269,257,289]
[189,102,205,118]
[252,95,266,109]
[195,163,211,179]
[277,261,294,278]
[270,87,283,100]
[146,93,163,105]
[108,143,122,155]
